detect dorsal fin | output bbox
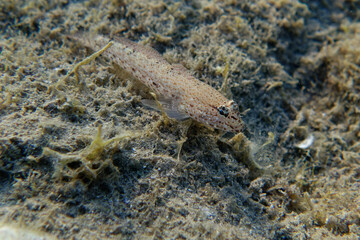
[111,36,167,64]
[172,63,189,72]
[171,63,198,80]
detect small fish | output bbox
[76,35,244,133]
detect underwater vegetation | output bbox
[0,0,359,239]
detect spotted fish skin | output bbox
[79,35,244,133]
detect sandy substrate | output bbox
[0,0,359,239]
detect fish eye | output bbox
[218,105,229,117]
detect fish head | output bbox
[211,100,244,133]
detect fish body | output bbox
[79,35,244,133]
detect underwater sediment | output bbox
[0,0,359,239]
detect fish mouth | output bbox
[223,121,243,133]
[233,126,243,133]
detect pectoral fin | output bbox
[141,98,189,121]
